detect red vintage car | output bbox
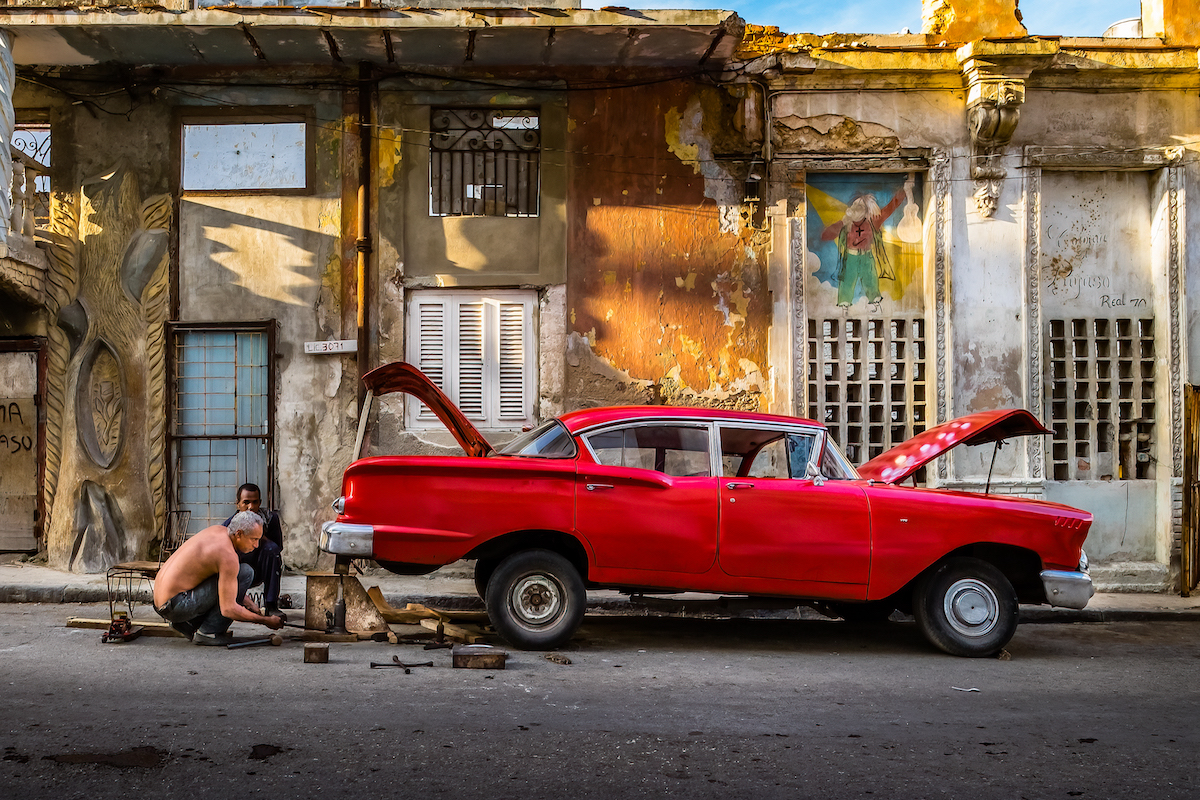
[321,362,1093,657]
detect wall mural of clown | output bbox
[805,173,924,313]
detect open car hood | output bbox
[361,362,494,458]
[857,409,1052,485]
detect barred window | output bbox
[1048,318,1155,481]
[169,324,274,534]
[430,109,540,218]
[807,315,928,474]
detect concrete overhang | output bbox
[4,7,743,69]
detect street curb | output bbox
[1019,607,1200,623]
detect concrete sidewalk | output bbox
[2,560,1199,623]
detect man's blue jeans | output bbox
[155,564,254,635]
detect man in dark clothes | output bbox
[223,483,285,618]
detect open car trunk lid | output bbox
[361,362,494,458]
[857,408,1051,485]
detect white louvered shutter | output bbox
[456,301,486,419]
[413,297,448,422]
[497,301,527,421]
[406,291,535,429]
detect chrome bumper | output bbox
[319,521,375,557]
[1040,569,1095,609]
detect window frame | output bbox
[405,289,538,431]
[175,107,314,197]
[166,321,277,534]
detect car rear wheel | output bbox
[485,549,585,650]
[913,557,1018,657]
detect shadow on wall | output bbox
[181,200,336,322]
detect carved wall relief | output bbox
[68,480,126,573]
[45,164,171,571]
[75,339,124,469]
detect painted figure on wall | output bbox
[806,173,922,310]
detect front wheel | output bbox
[485,549,585,650]
[913,557,1018,657]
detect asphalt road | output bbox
[1,603,1197,799]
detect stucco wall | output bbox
[176,93,354,569]
[566,81,771,411]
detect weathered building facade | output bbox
[1,0,1198,594]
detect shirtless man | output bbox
[154,510,284,646]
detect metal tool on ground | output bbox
[226,634,283,649]
[369,656,434,673]
[101,612,143,644]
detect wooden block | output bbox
[452,644,506,670]
[304,643,329,663]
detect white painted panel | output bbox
[1041,171,1153,315]
[1044,480,1157,562]
[182,122,306,192]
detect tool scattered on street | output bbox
[226,634,283,649]
[370,655,434,673]
[101,613,143,644]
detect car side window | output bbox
[719,426,818,479]
[586,425,712,477]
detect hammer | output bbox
[227,634,283,649]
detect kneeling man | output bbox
[154,511,284,645]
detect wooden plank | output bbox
[366,586,445,624]
[67,618,184,638]
[419,617,486,644]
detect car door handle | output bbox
[726,482,755,490]
[586,483,614,491]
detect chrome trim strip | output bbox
[1040,569,1095,610]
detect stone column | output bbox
[0,29,13,251]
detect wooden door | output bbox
[0,340,44,551]
[1183,385,1199,596]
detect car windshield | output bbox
[494,419,578,459]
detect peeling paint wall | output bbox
[566,82,769,411]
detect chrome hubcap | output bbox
[943,578,999,637]
[511,574,562,625]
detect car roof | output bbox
[558,405,825,433]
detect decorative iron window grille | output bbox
[1047,317,1155,481]
[808,315,928,477]
[13,124,50,231]
[430,109,540,218]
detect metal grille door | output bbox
[1047,317,1155,481]
[807,315,928,469]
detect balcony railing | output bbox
[0,146,51,306]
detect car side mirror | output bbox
[804,463,825,487]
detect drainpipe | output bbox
[356,61,373,406]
